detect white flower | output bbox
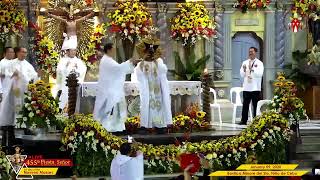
[111,149,117,155]
[219,155,224,158]
[87,131,94,136]
[250,143,257,149]
[269,129,274,134]
[23,117,27,121]
[100,142,105,148]
[227,154,231,157]
[232,149,237,154]
[20,123,26,128]
[206,154,213,160]
[69,136,74,141]
[212,152,217,159]
[28,107,32,111]
[24,103,30,108]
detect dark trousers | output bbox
[241,91,261,123]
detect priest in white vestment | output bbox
[0,47,38,127]
[110,143,143,180]
[55,44,87,110]
[132,37,172,134]
[0,47,15,100]
[93,43,140,133]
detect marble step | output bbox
[297,143,320,153]
[295,151,320,160]
[301,136,320,144]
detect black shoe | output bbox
[112,131,124,136]
[238,121,247,125]
[138,127,148,135]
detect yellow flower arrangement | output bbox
[0,0,27,42]
[81,24,107,67]
[29,23,59,76]
[171,3,216,45]
[269,72,308,124]
[107,0,154,41]
[17,80,60,129]
[61,112,291,175]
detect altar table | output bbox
[76,81,201,116]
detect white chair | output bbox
[230,87,252,124]
[256,100,272,116]
[209,88,222,125]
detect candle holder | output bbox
[200,69,215,124]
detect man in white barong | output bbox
[239,47,264,125]
[0,47,15,101]
[132,36,172,134]
[55,43,87,110]
[0,47,38,127]
[110,142,144,180]
[93,43,140,133]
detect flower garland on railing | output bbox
[0,0,27,42]
[269,73,308,125]
[82,23,106,67]
[170,3,216,46]
[107,0,154,41]
[17,80,60,130]
[125,104,209,134]
[233,0,271,13]
[0,147,11,179]
[62,111,291,176]
[29,22,59,76]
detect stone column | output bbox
[214,10,224,81]
[223,12,232,82]
[284,10,293,66]
[214,11,224,70]
[275,10,286,69]
[264,11,276,99]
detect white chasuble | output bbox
[93,55,134,132]
[0,59,38,126]
[0,58,14,95]
[56,56,87,109]
[133,58,172,128]
[110,153,144,180]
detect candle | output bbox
[203,68,208,75]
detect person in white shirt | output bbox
[0,47,38,127]
[0,47,15,101]
[110,142,144,180]
[239,47,264,125]
[55,44,87,110]
[93,43,140,133]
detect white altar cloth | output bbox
[76,81,201,116]
[80,81,201,97]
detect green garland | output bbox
[61,111,291,176]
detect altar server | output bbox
[132,36,172,134]
[0,47,38,126]
[0,47,15,97]
[93,43,140,133]
[239,47,264,125]
[110,143,144,180]
[56,43,87,110]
